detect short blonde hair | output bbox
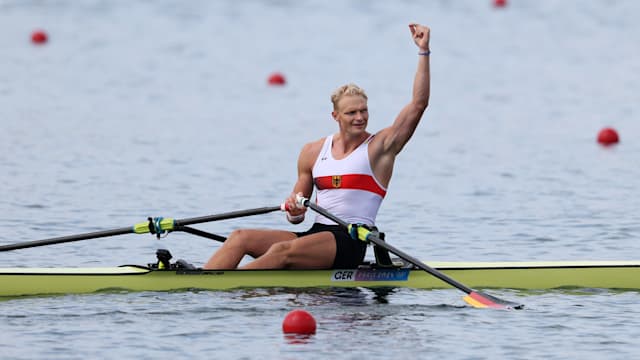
[330,83,368,110]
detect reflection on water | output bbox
[237,287,396,306]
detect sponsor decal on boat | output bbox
[331,269,410,282]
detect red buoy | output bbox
[31,30,48,44]
[268,72,286,86]
[597,127,619,146]
[493,0,507,7]
[282,309,316,334]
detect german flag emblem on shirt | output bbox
[332,175,342,188]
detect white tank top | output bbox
[312,134,387,226]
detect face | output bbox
[332,95,369,136]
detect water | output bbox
[1,0,640,358]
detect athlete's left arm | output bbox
[380,23,431,155]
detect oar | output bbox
[177,225,227,242]
[0,206,283,252]
[298,197,524,310]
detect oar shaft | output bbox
[0,227,133,252]
[175,206,283,227]
[1,205,283,252]
[309,201,349,227]
[304,199,474,294]
[177,226,227,242]
[302,198,523,310]
[367,232,474,294]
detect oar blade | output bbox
[464,291,524,310]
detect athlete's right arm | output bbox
[284,139,323,219]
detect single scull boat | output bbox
[1,259,638,297]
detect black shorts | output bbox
[295,223,368,269]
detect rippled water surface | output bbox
[1,0,639,359]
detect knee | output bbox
[225,229,252,247]
[270,241,292,253]
[267,242,294,266]
[228,229,247,240]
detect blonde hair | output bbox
[330,83,368,110]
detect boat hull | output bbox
[1,261,639,297]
